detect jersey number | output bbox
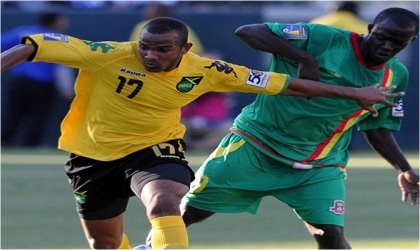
[151,143,176,156]
[115,76,144,99]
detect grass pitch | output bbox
[1,148,419,249]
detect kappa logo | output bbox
[176,76,203,93]
[204,61,238,78]
[329,200,345,215]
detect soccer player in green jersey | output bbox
[1,17,403,249]
[181,7,419,249]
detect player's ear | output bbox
[367,23,374,33]
[182,42,193,54]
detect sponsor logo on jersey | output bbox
[392,100,404,117]
[120,68,146,77]
[83,41,116,53]
[176,76,203,93]
[246,70,269,88]
[204,61,238,78]
[329,200,345,215]
[282,25,307,39]
[43,33,69,42]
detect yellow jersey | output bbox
[24,33,290,161]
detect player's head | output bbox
[361,7,419,65]
[138,17,192,72]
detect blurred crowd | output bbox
[0,1,289,11]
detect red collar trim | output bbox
[350,33,385,70]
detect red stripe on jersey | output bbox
[305,67,391,161]
[305,109,364,161]
[350,32,385,70]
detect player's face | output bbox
[138,30,189,72]
[361,19,416,65]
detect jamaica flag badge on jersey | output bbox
[176,76,203,93]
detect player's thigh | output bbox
[185,185,264,214]
[184,133,266,213]
[274,167,347,226]
[65,153,131,220]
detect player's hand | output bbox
[355,84,404,117]
[398,170,419,205]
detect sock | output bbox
[117,233,132,249]
[150,215,188,249]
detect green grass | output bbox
[1,148,419,249]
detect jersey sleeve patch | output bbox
[391,100,404,117]
[282,25,307,39]
[246,70,269,88]
[43,33,69,43]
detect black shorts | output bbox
[64,139,195,220]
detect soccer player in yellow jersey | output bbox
[1,17,403,249]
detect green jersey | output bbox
[233,22,408,166]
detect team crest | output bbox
[176,76,203,93]
[75,191,88,204]
[329,200,345,215]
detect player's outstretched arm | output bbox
[283,79,404,117]
[363,128,419,205]
[1,44,35,73]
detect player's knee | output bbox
[146,192,182,218]
[88,236,121,249]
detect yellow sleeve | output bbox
[23,34,129,71]
[204,59,290,95]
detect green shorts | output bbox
[184,133,347,226]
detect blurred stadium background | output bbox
[1,1,419,249]
[1,0,419,150]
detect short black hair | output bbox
[374,7,419,35]
[144,17,189,45]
